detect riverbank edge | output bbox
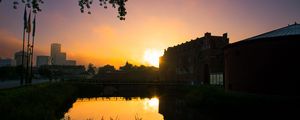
[0,82,78,119]
[1,83,299,119]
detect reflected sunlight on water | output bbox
[62,97,164,120]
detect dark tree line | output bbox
[87,63,97,75]
[97,62,158,74]
[98,64,116,74]
[94,62,159,81]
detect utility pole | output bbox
[30,13,37,84]
[25,10,32,84]
[21,6,27,85]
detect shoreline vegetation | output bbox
[0,82,299,119]
[0,83,77,119]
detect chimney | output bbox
[205,32,211,37]
[223,33,228,38]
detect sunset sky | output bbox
[1,0,300,68]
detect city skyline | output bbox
[1,1,300,119]
[0,42,77,67]
[1,0,300,68]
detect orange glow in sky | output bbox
[1,0,300,68]
[143,49,164,67]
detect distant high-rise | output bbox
[51,43,63,65]
[51,43,61,57]
[36,56,51,67]
[56,52,66,65]
[14,51,28,66]
[50,43,76,66]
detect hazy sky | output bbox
[1,0,300,68]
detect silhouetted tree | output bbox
[98,64,116,74]
[119,61,133,71]
[87,63,96,75]
[1,0,127,20]
[94,63,159,81]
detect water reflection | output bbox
[62,97,164,120]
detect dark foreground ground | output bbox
[0,82,299,120]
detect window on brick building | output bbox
[210,73,224,86]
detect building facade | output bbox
[14,51,28,66]
[56,52,66,65]
[36,56,51,67]
[50,43,76,65]
[224,23,300,95]
[159,33,229,85]
[51,43,65,65]
[0,58,16,67]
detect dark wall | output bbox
[225,35,300,95]
[160,33,229,84]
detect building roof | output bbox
[246,23,300,41]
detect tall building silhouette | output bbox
[14,51,28,66]
[51,43,65,65]
[51,43,61,57]
[50,43,76,66]
[36,56,51,67]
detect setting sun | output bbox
[143,49,164,67]
[148,98,159,107]
[144,97,160,112]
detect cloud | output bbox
[0,29,22,58]
[0,29,46,59]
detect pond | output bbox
[62,97,164,120]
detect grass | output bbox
[1,83,299,120]
[0,83,77,120]
[0,82,154,120]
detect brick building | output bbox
[159,33,229,85]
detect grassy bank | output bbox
[1,83,299,120]
[0,82,157,119]
[0,83,77,120]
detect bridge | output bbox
[65,79,194,86]
[63,79,197,97]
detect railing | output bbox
[64,79,192,86]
